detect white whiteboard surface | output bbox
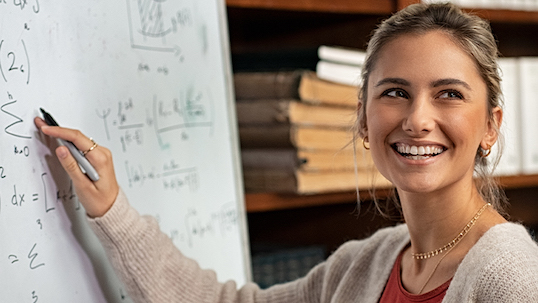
[0,0,250,302]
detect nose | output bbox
[402,94,436,136]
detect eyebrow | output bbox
[431,78,472,91]
[375,77,472,91]
[375,78,410,87]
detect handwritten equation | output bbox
[0,0,40,14]
[96,87,214,152]
[0,39,30,85]
[164,201,239,248]
[124,159,199,193]
[1,0,245,300]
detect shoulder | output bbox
[447,222,538,302]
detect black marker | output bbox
[40,108,100,181]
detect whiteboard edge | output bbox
[216,0,253,284]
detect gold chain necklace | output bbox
[411,203,491,260]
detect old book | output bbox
[243,168,392,194]
[241,148,374,172]
[239,125,360,150]
[318,45,366,66]
[234,70,303,100]
[316,60,362,86]
[298,72,359,108]
[235,99,356,128]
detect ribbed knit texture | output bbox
[88,190,538,303]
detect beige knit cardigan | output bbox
[88,190,538,303]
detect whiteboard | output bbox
[0,0,251,302]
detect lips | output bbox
[392,143,446,160]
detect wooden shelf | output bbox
[497,174,538,188]
[245,174,538,212]
[227,0,538,24]
[226,0,394,14]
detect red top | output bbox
[379,249,452,303]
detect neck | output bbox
[399,181,486,257]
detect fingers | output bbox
[34,116,119,217]
[35,117,97,152]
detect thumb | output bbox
[55,145,91,186]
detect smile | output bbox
[392,143,446,160]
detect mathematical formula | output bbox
[1,0,245,301]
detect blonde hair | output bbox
[357,3,507,214]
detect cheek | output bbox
[366,105,399,143]
[446,109,488,148]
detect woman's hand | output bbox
[34,117,119,218]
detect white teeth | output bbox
[395,143,444,158]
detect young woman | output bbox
[35,3,538,302]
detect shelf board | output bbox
[464,8,538,23]
[245,174,538,212]
[226,0,394,14]
[227,0,538,24]
[245,189,392,213]
[497,174,538,188]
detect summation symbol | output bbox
[1,92,32,139]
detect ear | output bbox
[357,101,368,139]
[480,106,502,150]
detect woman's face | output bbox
[365,30,500,195]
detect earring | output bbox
[478,144,492,158]
[362,136,370,150]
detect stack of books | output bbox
[234,50,392,194]
[315,45,366,86]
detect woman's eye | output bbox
[439,90,463,99]
[383,89,407,98]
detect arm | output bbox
[34,117,303,303]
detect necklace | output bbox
[412,203,491,260]
[416,203,491,294]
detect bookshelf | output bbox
[228,2,538,275]
[227,0,538,212]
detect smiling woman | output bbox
[35,2,538,303]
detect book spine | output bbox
[298,71,359,108]
[234,71,302,100]
[235,99,292,124]
[315,61,362,87]
[317,45,366,66]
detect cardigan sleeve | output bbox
[87,189,305,303]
